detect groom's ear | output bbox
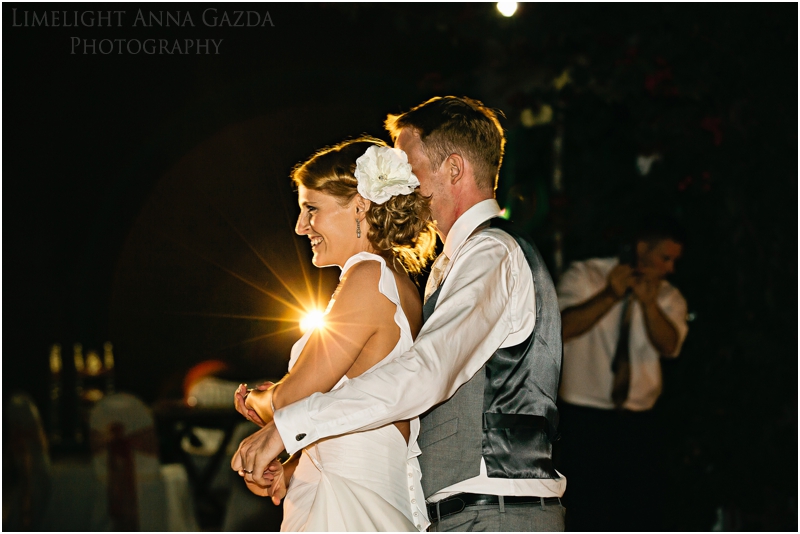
[354,194,371,219]
[445,153,465,186]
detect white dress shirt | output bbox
[557,257,689,411]
[274,199,566,499]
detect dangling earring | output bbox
[356,218,361,238]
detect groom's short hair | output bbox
[385,96,505,192]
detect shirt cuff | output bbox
[273,397,319,455]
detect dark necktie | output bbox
[611,293,633,409]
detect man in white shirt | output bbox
[233,96,566,531]
[556,218,688,531]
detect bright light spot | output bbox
[497,2,517,17]
[187,396,197,407]
[499,207,511,220]
[300,310,325,333]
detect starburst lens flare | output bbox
[497,2,517,17]
[300,310,326,333]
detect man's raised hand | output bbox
[631,268,660,305]
[607,264,634,299]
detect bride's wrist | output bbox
[269,384,279,413]
[267,386,276,415]
[245,387,276,422]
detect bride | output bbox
[232,137,435,531]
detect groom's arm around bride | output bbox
[233,96,566,532]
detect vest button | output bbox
[295,433,306,441]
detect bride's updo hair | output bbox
[291,136,436,274]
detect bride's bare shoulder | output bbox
[336,257,419,326]
[331,259,386,310]
[339,259,382,290]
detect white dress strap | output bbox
[288,252,413,376]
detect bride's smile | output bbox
[295,185,371,268]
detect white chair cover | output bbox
[5,392,52,531]
[89,392,197,531]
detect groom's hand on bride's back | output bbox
[234,382,272,426]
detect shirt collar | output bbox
[442,199,501,259]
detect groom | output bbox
[233,96,566,531]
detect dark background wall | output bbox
[3,3,797,530]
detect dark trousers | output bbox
[555,401,665,532]
[429,501,566,532]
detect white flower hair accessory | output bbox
[354,145,420,205]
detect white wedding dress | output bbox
[280,252,429,532]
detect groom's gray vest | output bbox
[418,218,562,497]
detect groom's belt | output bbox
[426,493,562,522]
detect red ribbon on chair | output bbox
[90,423,159,531]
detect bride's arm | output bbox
[246,260,390,421]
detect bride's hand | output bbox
[244,459,288,505]
[234,382,272,427]
[266,459,289,506]
[244,385,276,424]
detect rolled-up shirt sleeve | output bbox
[274,236,516,455]
[556,261,598,311]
